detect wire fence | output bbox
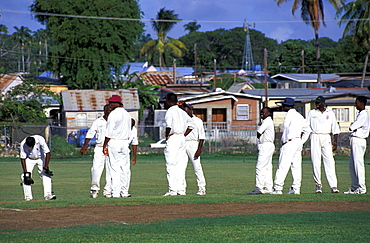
[0,124,367,157]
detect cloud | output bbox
[269,26,294,42]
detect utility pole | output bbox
[213,59,217,89]
[301,50,305,74]
[172,59,176,84]
[194,43,197,79]
[263,49,268,107]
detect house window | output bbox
[332,108,349,122]
[236,105,249,120]
[76,113,87,127]
[212,108,226,129]
[193,109,207,122]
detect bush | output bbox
[51,135,80,156]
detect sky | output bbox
[0,0,346,42]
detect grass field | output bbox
[0,153,369,242]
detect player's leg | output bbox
[22,158,36,200]
[187,141,206,194]
[310,134,323,191]
[321,135,338,190]
[90,146,106,196]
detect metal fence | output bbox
[0,124,368,156]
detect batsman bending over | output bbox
[20,135,56,201]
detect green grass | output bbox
[0,154,369,242]
[1,211,369,242]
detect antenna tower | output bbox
[242,20,255,71]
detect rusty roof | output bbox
[0,73,23,91]
[140,72,174,85]
[61,89,140,112]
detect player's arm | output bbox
[80,138,92,154]
[21,158,27,172]
[131,145,137,165]
[43,152,51,169]
[184,127,193,137]
[102,137,110,155]
[194,139,204,159]
[332,134,338,151]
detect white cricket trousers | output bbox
[164,134,187,193]
[185,141,206,191]
[107,139,130,197]
[310,134,338,188]
[22,158,53,200]
[274,138,303,191]
[91,146,110,192]
[256,142,275,191]
[349,137,367,193]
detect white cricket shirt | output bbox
[307,108,340,135]
[186,116,206,141]
[257,116,275,144]
[106,107,131,140]
[350,109,370,138]
[86,116,107,146]
[165,105,195,135]
[20,135,50,159]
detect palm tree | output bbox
[12,26,32,73]
[337,0,370,87]
[140,8,186,70]
[33,29,49,67]
[184,21,201,33]
[275,0,344,83]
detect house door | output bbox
[193,109,207,122]
[212,108,226,129]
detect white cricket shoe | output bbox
[45,194,56,200]
[316,185,322,194]
[269,189,282,195]
[120,193,132,198]
[287,187,300,194]
[331,187,340,193]
[163,191,177,196]
[196,190,206,195]
[25,197,32,201]
[90,190,98,198]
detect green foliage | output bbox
[31,0,144,89]
[0,78,60,124]
[121,78,160,120]
[338,0,370,51]
[50,135,79,156]
[140,8,186,69]
[179,27,278,71]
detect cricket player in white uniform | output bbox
[120,118,138,196]
[306,96,340,193]
[271,98,309,195]
[250,107,275,194]
[80,105,112,198]
[103,95,132,198]
[20,135,56,201]
[344,96,369,194]
[182,103,207,195]
[163,93,195,196]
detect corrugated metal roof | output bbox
[0,73,23,91]
[271,73,338,82]
[61,89,140,111]
[242,88,370,102]
[140,73,174,85]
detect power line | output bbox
[1,9,369,24]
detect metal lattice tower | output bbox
[242,20,255,71]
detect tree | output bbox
[179,27,278,71]
[275,0,344,83]
[337,0,370,87]
[121,78,160,120]
[140,8,186,70]
[0,78,60,124]
[12,26,32,73]
[31,0,144,89]
[184,21,201,33]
